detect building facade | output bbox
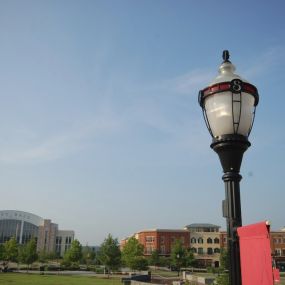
[270,228,285,271]
[0,210,74,257]
[185,223,221,268]
[122,229,190,256]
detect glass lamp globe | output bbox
[199,51,259,139]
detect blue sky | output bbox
[0,0,285,245]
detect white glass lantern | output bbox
[199,51,259,139]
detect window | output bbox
[198,237,203,244]
[207,248,213,255]
[160,245,165,254]
[275,249,281,256]
[191,247,197,253]
[214,238,220,244]
[282,249,285,256]
[145,236,155,242]
[207,238,213,244]
[160,236,165,243]
[191,237,196,244]
[198,248,203,254]
[214,248,220,253]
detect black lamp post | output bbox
[198,51,259,285]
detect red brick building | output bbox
[122,229,190,256]
[270,229,285,271]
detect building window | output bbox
[160,245,165,254]
[198,237,203,244]
[198,248,203,254]
[275,249,281,256]
[191,237,196,244]
[207,238,213,244]
[214,238,220,244]
[282,249,285,256]
[207,248,213,255]
[160,236,165,243]
[145,236,155,242]
[191,247,197,253]
[214,248,220,253]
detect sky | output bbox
[0,0,285,245]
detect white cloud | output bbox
[243,46,285,79]
[0,115,121,164]
[159,69,214,95]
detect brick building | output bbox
[122,229,190,256]
[270,228,285,271]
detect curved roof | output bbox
[185,223,220,229]
[0,210,44,226]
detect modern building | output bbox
[0,210,74,257]
[185,223,221,268]
[122,229,190,256]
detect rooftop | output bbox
[185,223,221,229]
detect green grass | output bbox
[0,273,122,285]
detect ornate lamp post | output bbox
[198,51,259,285]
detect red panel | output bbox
[237,222,274,285]
[273,268,280,283]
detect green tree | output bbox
[216,248,229,285]
[0,244,4,260]
[3,237,18,264]
[215,273,229,285]
[185,249,196,267]
[149,249,160,267]
[132,256,149,270]
[64,239,82,263]
[18,238,38,268]
[170,239,188,275]
[99,234,121,274]
[38,250,48,263]
[121,236,147,271]
[220,249,229,271]
[82,246,96,265]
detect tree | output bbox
[170,239,188,275]
[99,234,121,274]
[82,246,96,265]
[121,236,147,271]
[215,273,229,285]
[149,249,160,267]
[216,248,229,285]
[3,237,18,264]
[185,249,196,267]
[220,249,229,271]
[18,238,38,269]
[64,239,82,263]
[0,244,4,260]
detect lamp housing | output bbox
[198,51,259,173]
[198,52,259,139]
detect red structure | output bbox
[237,222,280,285]
[135,229,190,256]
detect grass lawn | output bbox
[0,273,122,285]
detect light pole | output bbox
[198,51,259,285]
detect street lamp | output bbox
[198,51,259,285]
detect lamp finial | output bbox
[222,50,230,63]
